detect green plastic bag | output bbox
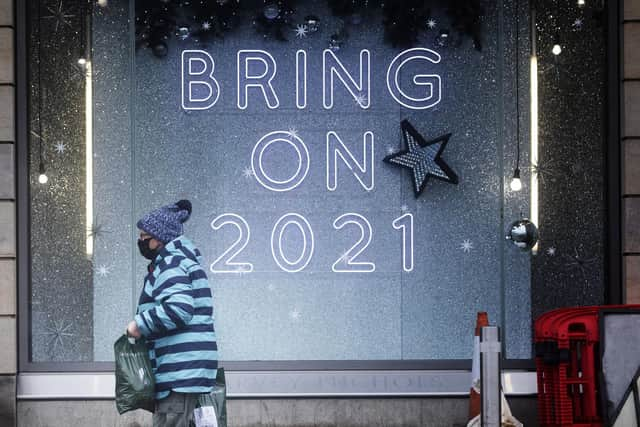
[190,368,227,427]
[114,334,155,414]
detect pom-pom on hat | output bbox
[137,199,192,243]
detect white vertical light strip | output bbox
[530,56,539,254]
[86,61,94,257]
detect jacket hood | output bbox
[157,235,203,265]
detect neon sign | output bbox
[179,47,443,273]
[181,48,442,110]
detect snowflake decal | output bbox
[294,24,308,38]
[243,167,254,178]
[95,264,112,277]
[54,142,66,154]
[460,239,474,253]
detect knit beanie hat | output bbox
[137,200,192,243]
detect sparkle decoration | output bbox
[67,61,90,82]
[460,239,474,253]
[563,247,599,282]
[294,24,308,38]
[530,160,563,185]
[88,218,110,238]
[94,264,112,277]
[381,0,482,49]
[234,264,251,275]
[539,55,571,85]
[242,167,254,178]
[42,0,76,33]
[355,93,368,107]
[41,318,74,356]
[54,142,66,154]
[546,247,556,256]
[287,127,299,139]
[572,18,583,30]
[400,204,409,212]
[505,218,539,251]
[290,308,301,320]
[383,120,459,198]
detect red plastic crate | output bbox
[534,305,640,427]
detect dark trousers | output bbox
[152,392,200,427]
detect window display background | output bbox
[27,0,605,365]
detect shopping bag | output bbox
[191,368,227,427]
[114,333,155,414]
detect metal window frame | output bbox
[13,0,622,396]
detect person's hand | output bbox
[127,320,142,339]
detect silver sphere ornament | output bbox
[505,219,539,250]
[329,33,344,52]
[176,26,190,40]
[304,15,320,32]
[263,3,280,20]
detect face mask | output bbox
[137,237,159,260]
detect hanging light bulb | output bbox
[552,34,562,55]
[510,168,522,191]
[38,162,48,184]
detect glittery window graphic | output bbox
[27,0,607,365]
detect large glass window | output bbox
[25,0,607,367]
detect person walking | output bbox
[126,199,218,427]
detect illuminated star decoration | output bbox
[460,239,474,253]
[383,120,458,198]
[427,19,437,29]
[42,1,76,33]
[546,246,556,256]
[54,142,66,154]
[290,308,301,320]
[202,21,211,31]
[294,24,308,38]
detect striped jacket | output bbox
[134,236,218,400]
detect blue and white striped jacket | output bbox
[134,236,218,400]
